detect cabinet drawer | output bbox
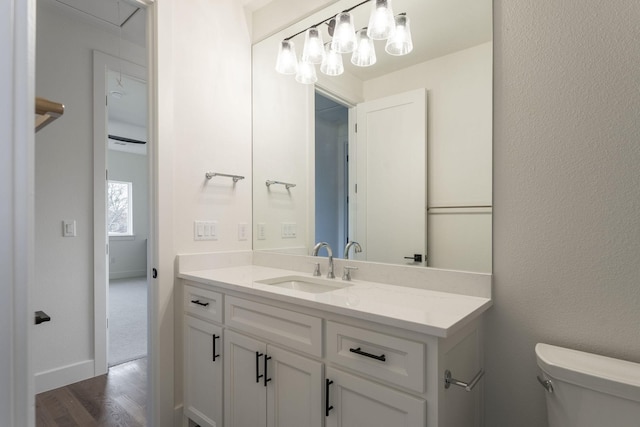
[225,296,322,357]
[184,284,223,323]
[326,321,425,393]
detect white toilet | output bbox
[535,343,640,427]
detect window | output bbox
[108,180,133,236]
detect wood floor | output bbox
[36,358,147,427]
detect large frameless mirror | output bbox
[252,0,492,273]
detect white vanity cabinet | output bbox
[224,330,323,427]
[182,285,224,427]
[181,278,486,427]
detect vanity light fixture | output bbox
[351,28,377,67]
[367,0,395,40]
[302,27,325,64]
[385,13,413,56]
[320,43,345,76]
[275,0,413,82]
[296,59,318,84]
[330,12,358,53]
[275,40,299,75]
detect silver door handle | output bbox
[444,369,485,391]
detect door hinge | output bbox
[106,169,108,180]
[355,123,358,133]
[355,183,358,193]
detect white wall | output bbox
[169,0,254,417]
[364,43,492,273]
[489,1,640,426]
[108,138,148,280]
[34,1,145,392]
[252,36,313,253]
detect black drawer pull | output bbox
[264,355,272,386]
[256,352,263,383]
[349,347,386,362]
[212,334,220,362]
[191,299,209,307]
[325,379,334,416]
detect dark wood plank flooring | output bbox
[36,358,147,427]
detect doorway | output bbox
[93,51,149,375]
[314,91,350,258]
[106,70,149,367]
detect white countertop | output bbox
[179,265,492,338]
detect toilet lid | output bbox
[535,343,640,403]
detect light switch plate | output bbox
[62,220,76,237]
[194,220,218,241]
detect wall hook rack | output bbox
[206,172,245,182]
[266,180,296,189]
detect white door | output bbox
[266,345,323,427]
[325,367,426,427]
[184,316,223,427]
[354,89,427,264]
[224,330,267,427]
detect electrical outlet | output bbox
[238,223,248,241]
[257,223,266,240]
[281,222,297,238]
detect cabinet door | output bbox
[184,316,223,427]
[224,330,267,427]
[266,345,323,427]
[325,367,426,427]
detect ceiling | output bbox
[47,0,146,47]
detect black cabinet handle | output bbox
[264,355,272,386]
[349,347,386,362]
[325,379,334,416]
[212,334,220,362]
[256,352,263,383]
[191,299,209,307]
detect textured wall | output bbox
[489,1,640,426]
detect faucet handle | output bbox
[342,266,358,281]
[309,262,321,276]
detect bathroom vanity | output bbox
[177,252,491,427]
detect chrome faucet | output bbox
[312,242,335,279]
[343,241,362,259]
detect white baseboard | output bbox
[109,270,147,280]
[34,359,95,393]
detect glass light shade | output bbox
[330,12,357,53]
[385,14,413,56]
[367,0,395,40]
[351,29,377,67]
[302,27,325,64]
[320,43,344,76]
[295,60,318,84]
[275,40,298,75]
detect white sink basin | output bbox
[257,276,353,293]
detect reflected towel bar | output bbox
[266,180,296,189]
[205,172,245,182]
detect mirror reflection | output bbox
[252,0,492,273]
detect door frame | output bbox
[2,0,35,425]
[93,51,148,375]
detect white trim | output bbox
[93,51,147,377]
[149,1,177,425]
[34,360,94,394]
[1,0,35,425]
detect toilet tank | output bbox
[535,343,640,427]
